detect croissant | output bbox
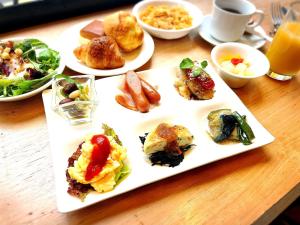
[73,36,125,69]
[104,11,144,52]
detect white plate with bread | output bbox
[59,11,155,76]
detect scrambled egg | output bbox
[68,134,127,192]
[139,5,192,30]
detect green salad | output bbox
[0,39,60,97]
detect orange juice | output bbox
[266,22,300,76]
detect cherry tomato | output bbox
[231,58,244,66]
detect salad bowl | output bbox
[0,37,65,102]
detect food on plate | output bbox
[66,124,130,200]
[115,70,161,113]
[104,11,144,52]
[80,20,105,40]
[140,78,161,104]
[55,75,91,105]
[219,56,254,76]
[175,58,215,100]
[0,39,60,97]
[74,36,125,69]
[208,109,255,145]
[139,5,192,30]
[125,70,150,112]
[52,75,96,123]
[140,123,194,167]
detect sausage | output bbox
[125,71,150,113]
[116,78,137,111]
[115,94,137,111]
[140,78,161,104]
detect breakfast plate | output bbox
[0,37,65,102]
[42,63,274,212]
[198,15,267,49]
[59,20,155,76]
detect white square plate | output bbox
[42,65,274,213]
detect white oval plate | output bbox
[59,20,155,76]
[198,15,266,49]
[0,37,65,102]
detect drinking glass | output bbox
[52,75,97,125]
[266,2,300,80]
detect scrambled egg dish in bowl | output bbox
[66,124,130,200]
[132,0,203,39]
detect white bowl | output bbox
[211,42,270,88]
[132,0,203,40]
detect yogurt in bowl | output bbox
[211,42,270,88]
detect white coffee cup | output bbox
[210,0,264,42]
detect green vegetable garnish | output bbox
[201,60,208,69]
[180,58,194,69]
[192,60,208,77]
[192,67,202,76]
[233,111,255,145]
[179,58,208,77]
[102,124,123,146]
[102,124,130,185]
[115,161,130,185]
[55,74,83,90]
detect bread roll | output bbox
[104,11,144,52]
[73,36,125,69]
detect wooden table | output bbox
[1,1,299,224]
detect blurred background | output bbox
[0,0,139,32]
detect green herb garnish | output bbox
[201,60,208,69]
[192,67,202,77]
[192,60,208,77]
[180,58,194,69]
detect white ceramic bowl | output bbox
[132,0,203,40]
[211,42,270,88]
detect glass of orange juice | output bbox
[266,2,300,80]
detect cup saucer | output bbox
[198,15,266,49]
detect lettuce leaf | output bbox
[102,124,122,146]
[0,73,53,97]
[115,161,130,185]
[102,124,130,185]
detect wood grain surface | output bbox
[0,1,299,225]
